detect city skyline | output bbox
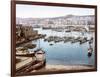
[16,4,95,18]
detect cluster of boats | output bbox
[44,36,93,45]
[44,36,94,57]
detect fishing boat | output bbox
[88,48,93,57]
[49,43,53,46]
[80,37,88,44]
[34,48,46,66]
[35,39,46,63]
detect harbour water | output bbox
[29,28,95,66]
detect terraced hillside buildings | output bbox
[16,15,95,28]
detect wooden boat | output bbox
[71,37,81,43]
[80,37,88,44]
[65,30,71,32]
[87,48,93,57]
[88,52,92,57]
[16,52,35,57]
[49,43,53,46]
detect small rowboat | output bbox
[88,48,93,57]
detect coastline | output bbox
[31,64,95,72]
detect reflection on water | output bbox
[29,28,95,66]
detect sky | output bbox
[16,4,95,18]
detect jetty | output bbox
[16,60,46,74]
[16,48,46,74]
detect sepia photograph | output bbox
[11,1,97,76]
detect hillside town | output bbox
[16,15,95,27]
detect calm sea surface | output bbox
[29,28,95,66]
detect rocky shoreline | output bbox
[16,34,46,47]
